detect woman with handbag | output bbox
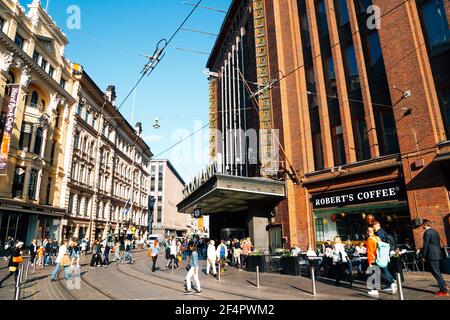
[50,240,70,281]
[0,241,24,288]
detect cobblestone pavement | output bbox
[0,251,449,300]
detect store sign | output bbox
[0,85,20,175]
[311,182,405,209]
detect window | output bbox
[12,167,26,198]
[50,140,56,165]
[33,127,43,155]
[32,51,40,63]
[41,59,48,71]
[91,116,96,128]
[30,91,39,108]
[45,178,52,205]
[73,131,80,149]
[19,123,32,151]
[418,0,450,57]
[316,0,329,39]
[77,103,83,116]
[85,110,90,123]
[5,72,15,97]
[0,16,5,31]
[71,162,77,180]
[68,194,74,215]
[28,169,39,200]
[60,78,66,89]
[48,66,54,78]
[14,33,24,49]
[334,0,349,27]
[157,206,162,223]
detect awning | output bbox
[177,174,286,215]
[0,198,66,217]
[434,152,450,163]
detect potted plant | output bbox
[281,252,300,276]
[247,251,267,272]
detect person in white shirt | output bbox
[50,240,70,281]
[206,240,217,276]
[306,245,317,257]
[291,244,301,257]
[167,238,179,270]
[332,237,351,287]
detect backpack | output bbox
[376,239,391,268]
[386,233,397,251]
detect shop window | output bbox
[269,227,283,252]
[12,166,26,198]
[28,168,39,200]
[19,122,32,152]
[33,127,43,155]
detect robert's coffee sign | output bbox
[312,182,405,209]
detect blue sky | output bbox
[25,0,231,182]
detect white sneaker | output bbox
[368,290,379,296]
[391,283,398,295]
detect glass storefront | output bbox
[314,202,414,249]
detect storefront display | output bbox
[312,181,414,249]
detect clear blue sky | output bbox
[25,0,231,182]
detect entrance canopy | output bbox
[177,174,286,215]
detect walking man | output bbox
[50,240,70,281]
[422,220,449,296]
[185,245,201,295]
[0,242,24,288]
[206,240,217,276]
[150,240,160,272]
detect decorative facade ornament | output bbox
[0,49,14,73]
[20,66,32,87]
[38,114,50,129]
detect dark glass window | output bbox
[18,122,32,151]
[30,91,39,108]
[5,72,15,97]
[335,0,349,27]
[157,206,162,223]
[60,78,66,89]
[316,0,329,39]
[45,178,51,205]
[85,110,90,123]
[12,167,26,198]
[28,169,39,200]
[0,17,5,31]
[50,140,56,165]
[77,103,83,116]
[32,51,40,63]
[68,194,74,214]
[48,66,54,78]
[33,127,43,155]
[91,116,96,128]
[14,33,24,49]
[417,0,450,138]
[73,131,80,149]
[71,162,77,179]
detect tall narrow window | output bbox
[45,178,52,205]
[85,110,90,123]
[14,33,24,49]
[417,0,450,138]
[30,91,39,108]
[50,140,56,165]
[28,169,39,200]
[12,167,26,198]
[33,127,43,155]
[73,131,80,149]
[0,16,5,31]
[68,194,74,215]
[19,123,32,152]
[77,103,83,116]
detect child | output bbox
[36,246,44,267]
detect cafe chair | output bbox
[401,251,420,272]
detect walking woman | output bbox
[29,239,38,266]
[51,240,71,281]
[184,245,201,295]
[150,240,160,272]
[0,242,24,288]
[113,240,122,263]
[69,241,80,267]
[332,236,352,287]
[233,239,242,269]
[103,241,111,267]
[89,240,103,268]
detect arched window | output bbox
[33,127,43,155]
[30,91,39,108]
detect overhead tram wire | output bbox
[110,0,204,133]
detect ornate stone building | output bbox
[0,0,76,244]
[62,65,153,242]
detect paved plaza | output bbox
[0,250,449,301]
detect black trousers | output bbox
[0,269,19,286]
[168,254,178,268]
[152,255,158,272]
[429,260,448,292]
[90,254,103,267]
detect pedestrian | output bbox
[36,245,44,268]
[29,239,38,266]
[124,240,134,264]
[103,241,111,267]
[167,237,179,270]
[69,241,80,267]
[366,227,397,296]
[80,240,87,257]
[44,239,52,266]
[216,240,227,274]
[0,241,24,288]
[3,236,15,262]
[184,245,201,295]
[90,240,103,268]
[332,236,352,287]
[150,240,160,272]
[241,238,251,269]
[50,240,71,281]
[206,240,217,277]
[113,240,122,263]
[421,220,449,296]
[233,238,242,269]
[354,242,367,278]
[373,221,397,252]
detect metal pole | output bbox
[14,267,23,300]
[311,262,317,296]
[217,261,221,282]
[256,266,260,288]
[396,273,404,300]
[25,261,30,280]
